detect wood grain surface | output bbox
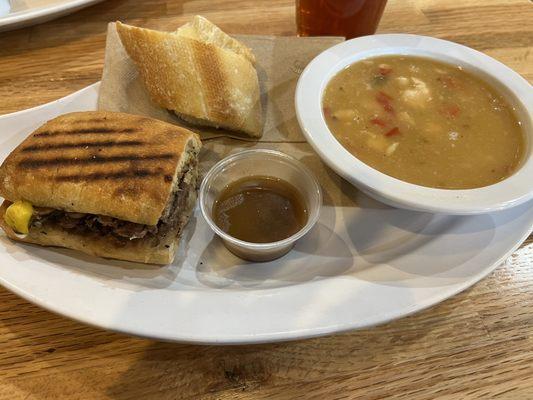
[0,0,532,399]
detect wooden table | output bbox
[0,0,532,398]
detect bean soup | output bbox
[323,55,525,189]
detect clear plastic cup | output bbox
[199,149,322,262]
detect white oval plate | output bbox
[0,0,104,32]
[0,83,532,344]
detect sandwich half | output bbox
[0,111,202,264]
[116,17,263,138]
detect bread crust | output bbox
[175,15,256,64]
[116,21,262,138]
[0,111,201,226]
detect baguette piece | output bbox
[116,19,263,138]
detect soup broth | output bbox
[323,55,525,189]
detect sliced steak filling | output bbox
[30,159,198,243]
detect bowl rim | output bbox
[295,33,533,214]
[199,149,323,250]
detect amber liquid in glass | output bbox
[296,0,388,39]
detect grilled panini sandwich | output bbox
[116,16,263,138]
[0,111,201,264]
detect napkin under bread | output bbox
[99,23,342,142]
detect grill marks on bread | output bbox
[34,128,136,137]
[18,153,175,168]
[20,140,144,152]
[17,116,177,183]
[55,170,174,183]
[191,40,233,125]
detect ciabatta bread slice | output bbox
[116,19,263,138]
[0,111,201,226]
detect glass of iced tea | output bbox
[296,0,388,39]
